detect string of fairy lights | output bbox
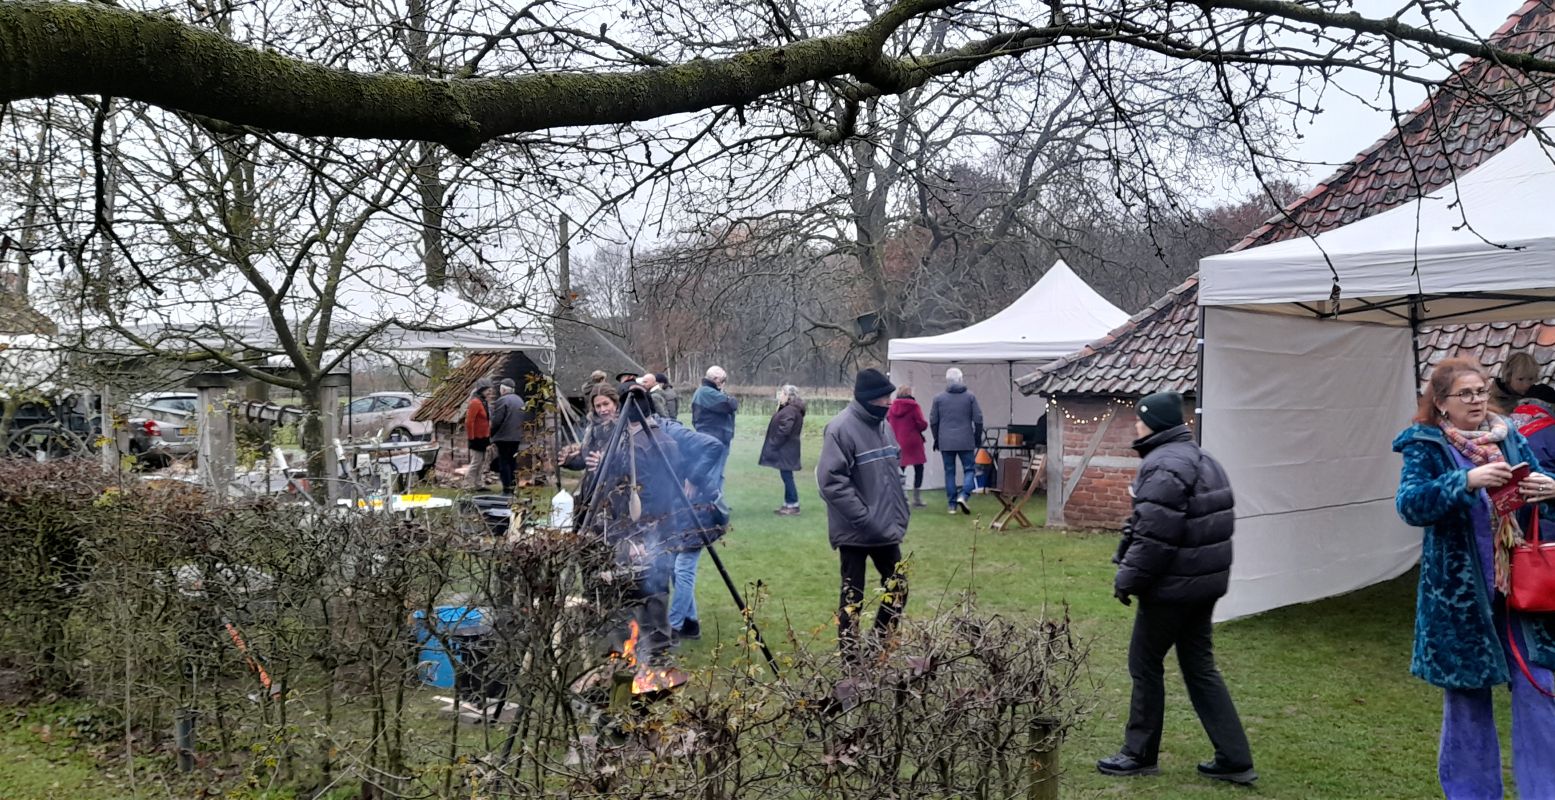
[1052,398,1137,426]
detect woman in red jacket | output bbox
[464,381,493,488]
[887,385,930,508]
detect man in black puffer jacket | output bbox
[1097,391,1256,786]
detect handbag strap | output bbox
[1506,613,1555,700]
[1531,505,1543,546]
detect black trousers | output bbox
[900,464,924,489]
[1123,598,1253,768]
[838,544,908,657]
[494,441,520,492]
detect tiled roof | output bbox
[1018,0,1555,398]
[1016,279,1200,396]
[412,320,647,424]
[414,352,510,424]
[1418,321,1555,383]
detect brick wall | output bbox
[1050,396,1198,530]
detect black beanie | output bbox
[854,368,896,403]
[1137,391,1185,432]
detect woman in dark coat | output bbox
[1394,358,1555,798]
[759,385,806,515]
[887,385,929,508]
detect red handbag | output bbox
[1509,513,1555,613]
[1506,512,1555,698]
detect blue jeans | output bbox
[942,450,976,505]
[668,549,702,629]
[780,470,798,506]
[1439,604,1555,799]
[715,440,732,494]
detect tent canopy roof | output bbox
[1200,123,1555,325]
[888,260,1128,362]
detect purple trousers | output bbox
[1440,604,1555,799]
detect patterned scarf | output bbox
[1440,413,1523,594]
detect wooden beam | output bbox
[1045,400,1065,527]
[1062,405,1115,506]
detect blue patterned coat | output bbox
[1393,423,1555,689]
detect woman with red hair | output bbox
[1393,358,1555,797]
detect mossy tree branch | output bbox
[7,0,1555,157]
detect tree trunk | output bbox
[299,382,328,485]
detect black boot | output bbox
[1197,760,1257,785]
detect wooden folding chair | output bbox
[991,455,1041,531]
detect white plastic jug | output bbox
[549,489,574,528]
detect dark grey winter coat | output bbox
[817,401,910,549]
[1114,425,1235,603]
[758,399,806,472]
[489,393,527,443]
[656,386,680,419]
[930,384,984,452]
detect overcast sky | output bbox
[1283,1,1518,183]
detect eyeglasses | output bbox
[1449,388,1491,403]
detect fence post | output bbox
[174,707,197,772]
[1026,715,1059,800]
[188,372,235,497]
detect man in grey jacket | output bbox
[818,368,911,662]
[930,367,984,515]
[489,379,526,494]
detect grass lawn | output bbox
[0,410,1503,798]
[687,411,1457,799]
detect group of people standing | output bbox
[461,378,529,494]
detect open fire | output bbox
[612,619,689,695]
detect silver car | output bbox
[127,392,200,467]
[342,392,433,441]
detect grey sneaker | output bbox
[1097,752,1159,777]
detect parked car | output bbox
[342,392,433,440]
[126,392,200,467]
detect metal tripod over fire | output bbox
[575,388,781,683]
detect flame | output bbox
[632,665,689,694]
[609,619,688,694]
[614,619,640,668]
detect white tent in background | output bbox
[888,260,1128,489]
[1197,123,1555,622]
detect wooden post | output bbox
[188,372,235,497]
[97,384,120,472]
[319,372,350,502]
[1026,716,1059,800]
[1045,400,1065,527]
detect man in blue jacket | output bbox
[691,365,740,491]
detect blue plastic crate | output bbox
[411,606,490,688]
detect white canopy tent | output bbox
[888,260,1128,488]
[1198,125,1555,622]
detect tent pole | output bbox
[1194,308,1205,445]
[1409,298,1423,388]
